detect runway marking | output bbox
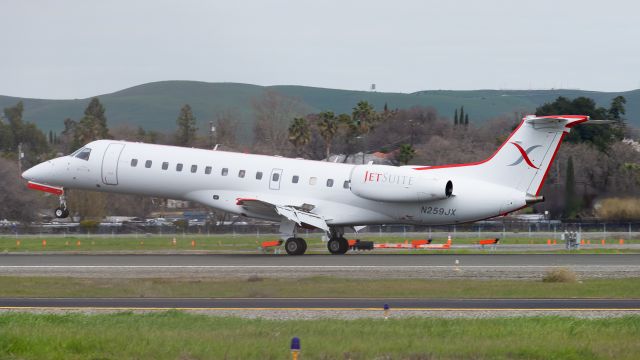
[1,306,640,311]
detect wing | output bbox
[236,198,329,232]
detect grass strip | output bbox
[0,312,639,359]
[1,276,640,298]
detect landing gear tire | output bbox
[285,237,307,255]
[54,207,69,219]
[328,237,349,255]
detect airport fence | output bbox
[2,220,640,241]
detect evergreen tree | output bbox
[175,104,198,146]
[464,113,469,126]
[459,106,465,127]
[564,156,580,218]
[397,144,416,165]
[536,96,624,151]
[454,109,458,126]
[82,98,109,139]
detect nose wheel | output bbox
[54,194,70,219]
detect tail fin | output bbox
[478,115,588,195]
[415,115,589,196]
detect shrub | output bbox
[542,267,577,283]
[595,197,640,221]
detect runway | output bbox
[1,297,639,311]
[2,253,639,279]
[2,253,639,266]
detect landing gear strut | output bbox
[327,227,349,255]
[54,194,69,219]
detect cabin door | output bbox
[269,168,283,190]
[101,143,125,185]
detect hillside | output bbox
[0,81,638,143]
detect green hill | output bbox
[1,81,638,143]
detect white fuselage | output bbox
[24,139,526,226]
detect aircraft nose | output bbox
[22,161,53,182]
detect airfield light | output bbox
[290,337,301,359]
[384,304,390,319]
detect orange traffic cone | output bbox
[620,239,625,245]
[553,239,557,245]
[42,239,47,248]
[191,240,196,248]
[547,239,551,246]
[601,239,605,246]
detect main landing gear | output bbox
[280,220,308,255]
[284,237,307,256]
[54,194,70,219]
[327,227,349,255]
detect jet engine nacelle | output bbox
[349,165,453,202]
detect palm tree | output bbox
[352,100,378,135]
[288,117,310,155]
[317,111,339,160]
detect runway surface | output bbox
[2,253,639,279]
[1,298,639,311]
[2,253,639,266]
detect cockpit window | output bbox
[75,148,91,161]
[69,147,84,157]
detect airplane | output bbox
[22,115,594,255]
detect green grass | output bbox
[1,235,637,253]
[2,276,640,299]
[1,312,639,359]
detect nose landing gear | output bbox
[54,194,70,219]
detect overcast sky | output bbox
[2,0,639,99]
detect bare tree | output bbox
[214,109,239,148]
[252,90,306,155]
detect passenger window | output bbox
[205,166,212,174]
[343,180,350,189]
[75,148,91,161]
[272,173,280,181]
[222,168,228,176]
[176,163,183,172]
[292,175,299,184]
[191,165,197,173]
[238,170,246,178]
[131,159,138,167]
[256,171,263,180]
[326,179,334,187]
[309,177,317,185]
[162,162,169,170]
[145,160,152,168]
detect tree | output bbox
[316,111,339,159]
[564,156,581,218]
[288,117,311,155]
[464,113,469,126]
[83,98,109,139]
[214,110,239,147]
[2,101,49,168]
[459,106,465,127]
[175,104,198,146]
[397,143,416,165]
[351,100,378,135]
[252,90,305,154]
[454,109,458,126]
[536,96,623,152]
[608,96,626,121]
